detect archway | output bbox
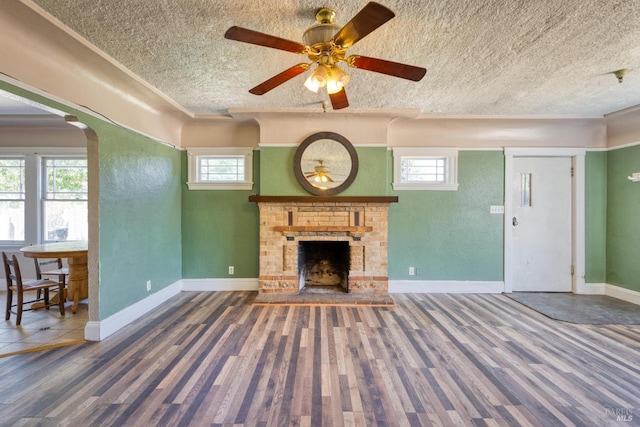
[0,88,99,342]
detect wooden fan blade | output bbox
[347,55,426,81]
[329,88,349,110]
[224,26,307,54]
[332,2,395,49]
[249,64,310,95]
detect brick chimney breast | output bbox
[250,196,397,294]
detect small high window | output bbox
[187,148,254,190]
[393,148,459,191]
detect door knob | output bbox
[512,216,519,226]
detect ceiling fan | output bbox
[305,159,336,183]
[224,2,427,110]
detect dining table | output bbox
[20,240,88,314]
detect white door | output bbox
[511,157,572,292]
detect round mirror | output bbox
[294,132,359,196]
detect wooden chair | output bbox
[2,252,65,326]
[34,258,69,300]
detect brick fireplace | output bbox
[249,196,398,294]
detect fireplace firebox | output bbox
[298,241,349,292]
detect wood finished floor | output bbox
[0,291,87,356]
[1,292,639,426]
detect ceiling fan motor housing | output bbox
[303,7,342,47]
[303,23,341,47]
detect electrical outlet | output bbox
[146,280,151,291]
[409,267,415,276]
[228,266,235,275]
[490,205,505,214]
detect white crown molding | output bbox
[604,103,640,119]
[602,140,640,151]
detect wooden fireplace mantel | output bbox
[249,195,398,203]
[273,225,373,233]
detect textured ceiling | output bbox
[29,0,640,116]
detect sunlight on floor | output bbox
[0,291,87,357]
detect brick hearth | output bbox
[249,196,398,294]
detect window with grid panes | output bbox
[401,157,447,183]
[393,148,459,191]
[0,158,25,242]
[198,156,245,182]
[42,158,88,241]
[187,148,253,190]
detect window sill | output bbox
[392,183,459,191]
[186,182,253,191]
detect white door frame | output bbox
[504,147,586,294]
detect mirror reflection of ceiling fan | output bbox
[224,2,427,110]
[304,159,341,183]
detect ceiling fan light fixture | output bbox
[332,65,350,87]
[326,65,350,94]
[303,73,320,93]
[304,65,328,92]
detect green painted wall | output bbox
[388,151,504,281]
[585,151,607,283]
[606,145,640,292]
[183,148,505,283]
[259,146,389,196]
[180,146,387,278]
[243,147,505,282]
[181,151,259,278]
[97,128,182,318]
[0,81,183,320]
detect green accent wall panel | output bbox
[0,81,183,320]
[259,146,389,196]
[97,128,182,318]
[259,147,302,195]
[585,151,607,283]
[606,145,640,292]
[181,151,259,278]
[388,151,504,281]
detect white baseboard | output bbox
[605,283,640,306]
[575,282,606,295]
[389,280,504,293]
[78,279,638,342]
[181,278,258,292]
[84,280,182,341]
